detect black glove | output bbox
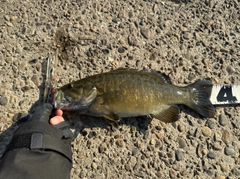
[3,103,73,162]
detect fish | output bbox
[54,69,215,127]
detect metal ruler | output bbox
[210,84,240,105]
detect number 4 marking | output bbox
[217,85,237,103]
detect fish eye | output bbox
[67,84,73,89]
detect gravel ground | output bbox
[0,0,240,178]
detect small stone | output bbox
[220,163,229,173]
[6,57,13,63]
[169,169,177,179]
[11,16,18,21]
[177,123,185,132]
[91,162,97,169]
[125,164,131,171]
[202,149,208,155]
[206,119,215,129]
[221,130,231,145]
[175,150,183,161]
[177,137,186,149]
[207,151,216,159]
[155,171,163,178]
[98,144,106,153]
[4,15,10,21]
[140,27,150,39]
[202,126,212,137]
[213,141,222,150]
[116,139,124,147]
[21,86,30,92]
[219,113,228,126]
[73,23,80,29]
[214,176,225,179]
[183,32,192,40]
[132,148,139,156]
[226,65,235,75]
[224,146,235,156]
[6,21,13,27]
[18,61,27,70]
[0,96,8,106]
[118,47,125,53]
[231,167,240,176]
[195,32,201,42]
[149,139,155,145]
[31,75,41,87]
[128,34,138,46]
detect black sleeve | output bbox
[0,121,72,179]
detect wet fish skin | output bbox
[54,69,215,127]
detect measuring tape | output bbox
[210,84,240,105]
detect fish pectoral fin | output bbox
[103,114,120,128]
[151,105,180,123]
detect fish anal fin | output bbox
[103,114,120,128]
[152,105,180,123]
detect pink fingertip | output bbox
[50,116,64,125]
[54,109,63,116]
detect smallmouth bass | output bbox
[54,69,215,127]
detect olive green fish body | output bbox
[54,69,214,126]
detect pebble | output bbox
[150,139,156,145]
[224,146,235,156]
[155,171,163,178]
[140,27,150,39]
[226,65,235,75]
[206,119,215,129]
[4,15,10,21]
[177,137,186,149]
[0,96,8,106]
[118,47,125,53]
[175,149,183,161]
[213,141,222,150]
[132,148,139,156]
[116,139,124,147]
[207,151,216,159]
[221,130,231,145]
[128,34,138,46]
[195,32,201,42]
[220,163,229,173]
[6,21,13,27]
[31,75,41,87]
[177,123,185,132]
[91,162,97,169]
[202,126,212,137]
[219,113,228,126]
[214,176,225,179]
[231,167,240,176]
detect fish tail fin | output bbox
[185,79,215,118]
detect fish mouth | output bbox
[53,89,94,111]
[54,90,72,110]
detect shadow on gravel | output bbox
[62,111,152,136]
[169,0,192,3]
[0,59,48,157]
[28,59,48,113]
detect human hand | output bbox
[4,103,73,164]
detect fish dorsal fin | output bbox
[109,68,168,84]
[141,70,168,84]
[151,105,180,123]
[103,114,120,128]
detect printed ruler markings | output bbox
[210,84,240,105]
